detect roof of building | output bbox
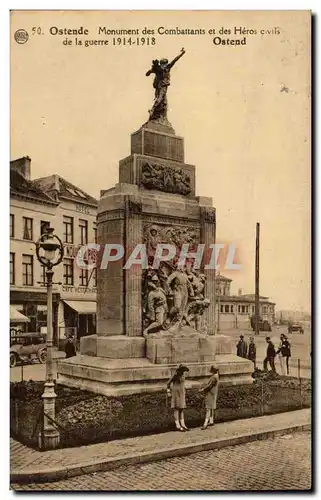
[10,169,58,206]
[218,294,275,305]
[33,175,98,207]
[215,274,232,282]
[240,293,269,300]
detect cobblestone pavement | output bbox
[10,409,310,473]
[11,431,311,491]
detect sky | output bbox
[10,10,311,312]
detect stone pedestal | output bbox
[81,334,145,359]
[58,335,254,396]
[146,331,216,364]
[57,119,254,396]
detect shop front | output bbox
[63,300,96,334]
[10,305,30,336]
[10,290,60,342]
[57,285,97,349]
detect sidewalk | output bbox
[10,408,310,484]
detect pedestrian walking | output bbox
[248,336,257,369]
[199,366,219,430]
[64,336,76,359]
[263,336,277,373]
[166,364,189,432]
[276,334,291,375]
[236,335,248,358]
[276,334,285,375]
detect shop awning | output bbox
[63,300,96,315]
[10,306,30,323]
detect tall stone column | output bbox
[124,195,143,336]
[96,209,125,336]
[200,207,216,335]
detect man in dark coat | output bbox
[64,337,76,359]
[236,335,248,358]
[276,334,291,375]
[248,336,257,369]
[263,336,277,373]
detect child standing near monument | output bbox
[166,364,189,431]
[199,366,219,430]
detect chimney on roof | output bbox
[53,174,60,192]
[48,174,60,200]
[238,288,242,296]
[10,156,31,180]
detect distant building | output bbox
[276,310,310,323]
[215,274,276,331]
[10,157,98,345]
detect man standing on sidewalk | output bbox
[236,335,248,358]
[248,336,257,369]
[264,337,277,373]
[64,336,76,359]
[276,334,291,375]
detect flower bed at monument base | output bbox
[10,376,311,451]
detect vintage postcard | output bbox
[10,10,311,492]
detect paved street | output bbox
[11,431,311,491]
[10,350,65,383]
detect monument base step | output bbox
[145,330,216,364]
[57,354,254,396]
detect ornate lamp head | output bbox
[36,228,64,268]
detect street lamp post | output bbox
[36,228,63,450]
[217,289,221,334]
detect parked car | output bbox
[288,322,304,334]
[10,333,47,368]
[250,315,272,332]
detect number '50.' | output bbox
[32,27,42,35]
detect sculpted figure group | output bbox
[141,162,191,196]
[143,263,210,336]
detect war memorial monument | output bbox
[57,49,253,395]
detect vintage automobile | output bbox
[288,322,304,334]
[10,332,47,368]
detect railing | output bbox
[254,358,311,415]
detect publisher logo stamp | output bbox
[14,29,29,44]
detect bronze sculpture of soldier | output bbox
[146,48,186,120]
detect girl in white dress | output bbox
[167,364,189,431]
[199,366,219,430]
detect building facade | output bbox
[10,157,98,345]
[215,274,276,331]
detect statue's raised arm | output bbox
[168,48,186,69]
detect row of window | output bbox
[10,253,97,287]
[63,217,96,245]
[220,304,235,314]
[216,287,230,296]
[10,214,97,245]
[62,259,96,287]
[219,304,273,314]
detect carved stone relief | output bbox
[141,162,191,195]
